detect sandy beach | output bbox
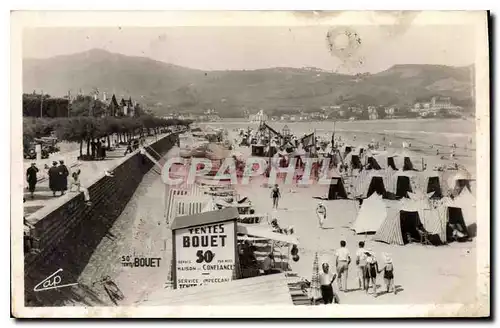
[71,119,477,306]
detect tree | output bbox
[69,95,107,117]
[376,106,386,119]
[23,93,69,117]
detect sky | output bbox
[22,24,476,74]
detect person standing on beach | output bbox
[379,254,395,294]
[316,202,327,229]
[48,161,59,197]
[319,263,339,304]
[26,163,39,199]
[364,250,379,295]
[58,160,69,196]
[355,241,367,290]
[271,184,281,209]
[335,240,351,292]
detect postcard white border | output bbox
[10,10,490,318]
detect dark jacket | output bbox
[57,165,69,191]
[48,166,59,191]
[26,166,38,184]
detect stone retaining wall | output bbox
[24,133,178,306]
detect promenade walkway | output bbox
[23,134,166,217]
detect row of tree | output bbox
[23,93,147,118]
[23,115,192,157]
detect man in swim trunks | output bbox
[270,184,281,209]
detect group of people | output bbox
[90,139,108,160]
[25,160,92,205]
[47,160,70,197]
[318,240,396,304]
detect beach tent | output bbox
[365,150,382,170]
[391,149,420,171]
[395,171,416,198]
[352,170,388,199]
[437,199,470,242]
[345,153,362,170]
[352,193,387,234]
[438,192,476,238]
[448,171,473,197]
[355,145,366,156]
[327,168,348,200]
[420,171,443,199]
[342,145,353,157]
[367,175,387,198]
[373,204,427,245]
[405,193,447,244]
[387,155,398,170]
[453,189,477,228]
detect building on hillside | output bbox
[349,106,364,115]
[108,94,120,116]
[431,96,452,109]
[385,107,396,118]
[249,110,268,123]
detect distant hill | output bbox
[23,49,475,117]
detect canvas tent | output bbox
[352,170,388,198]
[373,195,445,245]
[438,193,475,239]
[352,193,387,234]
[420,171,443,199]
[392,149,420,171]
[394,171,415,198]
[367,176,387,198]
[326,167,348,200]
[453,189,477,229]
[447,171,473,197]
[373,207,422,245]
[366,155,382,170]
[373,209,426,245]
[387,155,398,170]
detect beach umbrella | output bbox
[309,252,322,303]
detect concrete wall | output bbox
[24,133,179,306]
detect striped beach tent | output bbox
[373,205,406,245]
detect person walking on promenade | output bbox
[48,161,59,197]
[335,240,351,292]
[124,139,134,156]
[57,160,69,196]
[70,169,91,206]
[270,184,281,209]
[26,163,39,199]
[319,263,339,304]
[100,139,107,159]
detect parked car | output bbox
[24,148,49,159]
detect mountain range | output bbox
[23,49,475,117]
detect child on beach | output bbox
[364,250,379,295]
[379,255,395,294]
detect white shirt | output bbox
[356,248,367,266]
[335,247,351,262]
[319,272,334,286]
